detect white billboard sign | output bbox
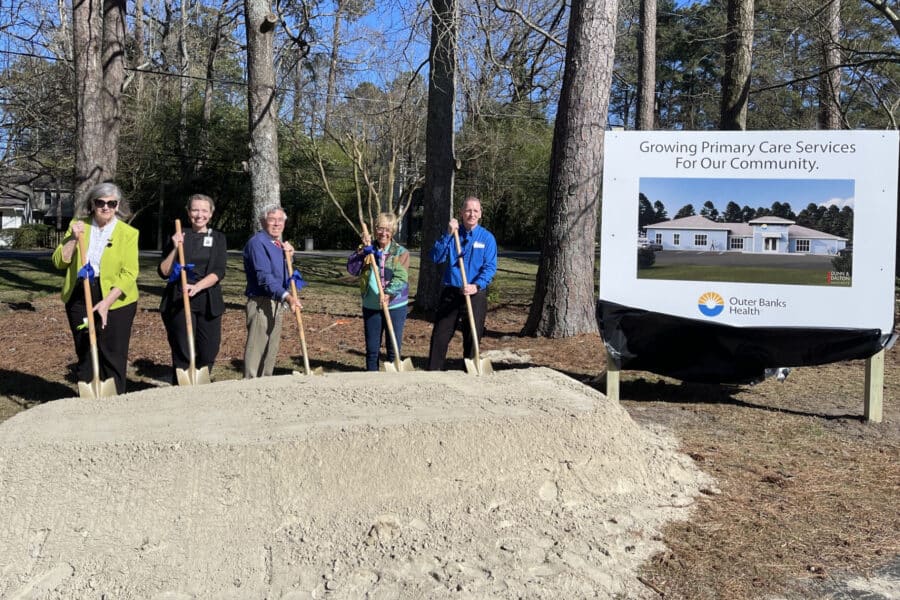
[599,130,898,332]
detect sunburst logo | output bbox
[698,292,725,317]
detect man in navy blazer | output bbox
[242,204,302,378]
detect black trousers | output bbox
[161,305,222,382]
[427,286,487,371]
[65,280,137,394]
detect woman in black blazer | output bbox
[158,194,227,382]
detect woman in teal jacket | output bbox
[347,213,410,371]
[52,182,139,394]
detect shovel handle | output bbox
[452,229,482,364]
[76,234,102,383]
[362,224,404,370]
[174,220,199,369]
[285,248,312,375]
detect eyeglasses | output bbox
[93,199,118,209]
[375,227,391,233]
[266,217,286,224]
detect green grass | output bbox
[0,255,62,302]
[638,264,843,286]
[0,252,542,307]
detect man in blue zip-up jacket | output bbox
[427,197,498,371]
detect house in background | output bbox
[0,178,75,246]
[0,184,32,231]
[644,215,847,255]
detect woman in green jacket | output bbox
[52,182,139,394]
[346,212,410,371]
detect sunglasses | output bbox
[93,199,119,209]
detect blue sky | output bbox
[640,177,855,216]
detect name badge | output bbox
[473,241,485,249]
[203,236,214,247]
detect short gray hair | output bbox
[256,203,285,225]
[80,182,131,218]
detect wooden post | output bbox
[864,349,884,423]
[606,355,620,402]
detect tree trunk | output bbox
[323,0,344,132]
[134,0,145,99]
[244,0,281,221]
[818,0,842,130]
[636,0,656,130]
[720,0,754,130]
[292,46,305,131]
[522,0,618,337]
[179,0,191,179]
[200,0,229,169]
[73,0,126,204]
[415,0,457,314]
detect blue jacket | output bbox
[243,230,291,301]
[430,225,497,290]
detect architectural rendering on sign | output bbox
[643,215,847,255]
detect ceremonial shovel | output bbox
[75,234,117,398]
[284,247,323,376]
[362,224,414,373]
[452,229,493,376]
[174,219,211,385]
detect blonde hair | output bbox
[374,212,398,235]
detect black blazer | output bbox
[158,228,227,318]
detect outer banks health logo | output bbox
[698,292,725,317]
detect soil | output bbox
[0,295,898,599]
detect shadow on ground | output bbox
[0,368,74,407]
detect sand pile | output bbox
[0,367,711,599]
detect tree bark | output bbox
[323,0,345,132]
[522,0,618,337]
[818,0,842,130]
[415,0,458,313]
[720,0,754,130]
[636,0,656,130]
[244,1,281,221]
[200,0,230,168]
[72,0,126,204]
[133,0,145,99]
[179,0,190,179]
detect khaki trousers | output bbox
[243,296,286,378]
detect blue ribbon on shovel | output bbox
[362,245,383,262]
[77,263,96,281]
[168,262,196,283]
[290,269,307,291]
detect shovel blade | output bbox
[292,367,325,376]
[78,377,117,399]
[464,358,494,376]
[176,365,211,386]
[383,358,415,373]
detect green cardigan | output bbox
[52,218,140,309]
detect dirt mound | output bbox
[0,367,710,599]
